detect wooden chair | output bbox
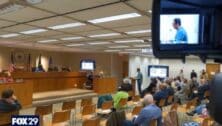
[167,95,174,105]
[185,101,192,110]
[81,98,92,107]
[82,104,96,116]
[202,118,213,126]
[170,103,178,111]
[131,106,142,116]
[62,101,76,125]
[35,104,53,126]
[132,95,140,102]
[191,97,198,106]
[52,110,71,126]
[83,117,100,126]
[204,90,210,99]
[101,100,113,110]
[119,98,128,108]
[158,99,166,108]
[149,119,157,126]
[0,111,19,125]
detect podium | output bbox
[93,77,117,95]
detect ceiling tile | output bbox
[0,20,15,28]
[58,25,100,33]
[0,7,53,22]
[35,0,119,14]
[127,0,153,11]
[2,24,38,32]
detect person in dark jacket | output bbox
[0,89,22,113]
[154,84,169,105]
[190,70,197,79]
[197,78,210,101]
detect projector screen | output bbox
[160,14,200,44]
[148,65,169,78]
[80,60,95,70]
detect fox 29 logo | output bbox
[11,115,39,126]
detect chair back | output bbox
[35,104,53,116]
[62,100,76,110]
[0,111,19,125]
[101,101,113,110]
[119,98,128,107]
[170,103,178,111]
[132,106,142,116]
[185,101,192,110]
[132,95,140,102]
[149,119,157,126]
[158,99,166,107]
[52,110,71,124]
[202,118,213,126]
[167,95,174,104]
[81,98,92,107]
[204,91,210,98]
[82,104,96,116]
[83,118,100,126]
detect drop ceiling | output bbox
[0,0,152,54]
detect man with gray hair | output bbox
[123,94,162,126]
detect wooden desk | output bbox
[93,77,117,94]
[0,80,33,107]
[12,72,86,93]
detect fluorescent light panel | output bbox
[109,45,129,49]
[126,29,151,34]
[89,33,120,38]
[125,48,141,51]
[88,42,111,45]
[104,50,120,52]
[114,39,144,43]
[38,39,58,43]
[20,29,47,34]
[0,33,20,38]
[61,36,84,41]
[66,44,85,47]
[134,44,151,47]
[148,10,152,13]
[48,22,85,30]
[88,13,141,24]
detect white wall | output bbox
[129,55,219,90]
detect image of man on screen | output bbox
[173,18,188,43]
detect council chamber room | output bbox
[0,0,222,126]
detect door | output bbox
[206,63,221,79]
[122,61,129,77]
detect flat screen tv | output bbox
[148,65,169,78]
[80,60,95,70]
[160,14,200,45]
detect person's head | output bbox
[1,89,14,100]
[183,79,188,84]
[173,18,181,30]
[123,78,131,85]
[137,68,140,72]
[159,84,167,90]
[143,94,154,105]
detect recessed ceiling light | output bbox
[48,22,85,30]
[89,33,120,38]
[66,44,85,47]
[125,48,142,51]
[0,33,20,38]
[88,42,111,45]
[148,10,152,13]
[61,36,84,41]
[20,28,47,34]
[88,13,141,24]
[126,29,151,34]
[114,39,144,43]
[104,50,120,52]
[134,44,151,47]
[38,39,58,43]
[142,48,153,53]
[109,45,129,49]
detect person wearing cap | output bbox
[0,89,22,113]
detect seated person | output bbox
[197,78,210,101]
[0,89,22,113]
[187,103,209,116]
[85,71,94,89]
[113,85,129,109]
[154,84,168,105]
[97,94,113,108]
[119,78,132,92]
[165,81,175,96]
[123,94,162,126]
